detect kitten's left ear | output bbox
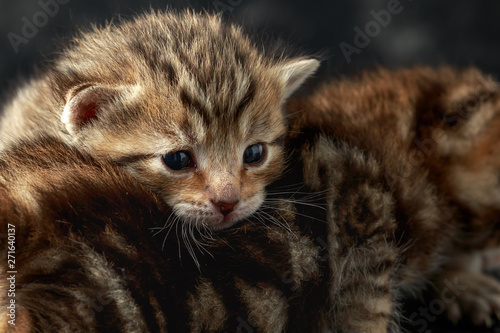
[276,57,320,99]
[61,84,133,135]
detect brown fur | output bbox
[288,66,500,330]
[4,66,500,331]
[3,9,500,331]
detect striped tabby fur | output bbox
[288,66,500,331]
[1,8,500,332]
[3,67,500,332]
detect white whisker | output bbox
[265,198,326,211]
[261,204,326,223]
[161,215,180,250]
[175,219,182,261]
[256,208,296,236]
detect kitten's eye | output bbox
[243,143,265,165]
[162,151,195,170]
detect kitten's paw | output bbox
[435,270,500,327]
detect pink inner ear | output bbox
[63,86,113,132]
[69,98,100,130]
[81,101,99,125]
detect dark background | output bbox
[2,1,500,92]
[2,1,500,332]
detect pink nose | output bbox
[212,200,239,216]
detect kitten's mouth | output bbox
[206,210,243,230]
[172,193,264,230]
[171,206,241,230]
[212,215,238,229]
[176,205,253,230]
[208,199,262,230]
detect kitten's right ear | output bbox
[61,84,124,135]
[276,57,321,100]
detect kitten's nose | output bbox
[212,200,239,216]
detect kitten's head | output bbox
[55,11,319,229]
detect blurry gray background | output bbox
[2,0,500,93]
[1,1,500,332]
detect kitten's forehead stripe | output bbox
[234,78,257,122]
[162,61,179,85]
[179,88,211,127]
[175,49,198,86]
[178,117,198,145]
[131,41,178,85]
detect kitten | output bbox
[288,66,500,331]
[0,10,319,230]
